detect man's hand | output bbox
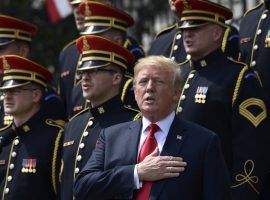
[137,147,187,182]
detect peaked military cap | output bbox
[0,55,52,89]
[79,1,134,34]
[175,0,233,28]
[0,15,38,46]
[76,35,134,71]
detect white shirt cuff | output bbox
[133,164,142,189]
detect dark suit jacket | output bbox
[74,116,231,200]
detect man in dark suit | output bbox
[73,55,231,200]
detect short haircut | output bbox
[133,55,181,90]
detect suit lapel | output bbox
[125,119,142,163]
[150,116,187,200]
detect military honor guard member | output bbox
[0,55,63,200]
[175,0,270,199]
[148,0,239,63]
[59,0,144,118]
[0,15,66,127]
[239,1,270,198]
[70,1,142,117]
[60,35,138,200]
[239,0,270,100]
[73,55,231,200]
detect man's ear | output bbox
[32,89,43,103]
[19,43,30,58]
[112,35,124,46]
[112,73,122,86]
[213,25,224,41]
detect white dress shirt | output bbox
[134,111,175,188]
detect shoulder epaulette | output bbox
[244,2,264,17]
[124,105,140,113]
[68,107,90,122]
[45,119,65,130]
[155,23,177,39]
[0,123,12,132]
[124,38,132,49]
[62,39,77,51]
[133,112,142,121]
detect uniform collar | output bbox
[14,110,43,135]
[190,48,225,70]
[90,95,123,118]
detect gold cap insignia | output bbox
[3,57,11,70]
[22,125,30,132]
[83,36,90,51]
[85,4,92,17]
[183,0,192,10]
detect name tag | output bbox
[63,140,74,147]
[61,71,70,78]
[0,160,6,165]
[240,37,251,44]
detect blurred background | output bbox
[0,0,262,82]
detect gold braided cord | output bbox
[231,160,259,194]
[46,119,64,194]
[133,112,142,121]
[121,78,133,103]
[253,71,263,87]
[51,129,63,194]
[232,66,248,107]
[222,25,230,53]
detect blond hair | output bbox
[133,55,181,90]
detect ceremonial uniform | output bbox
[0,112,63,200]
[60,35,138,200]
[175,1,270,199]
[0,55,64,200]
[239,2,270,99]
[148,21,239,63]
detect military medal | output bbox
[265,30,270,48]
[21,159,37,173]
[195,86,208,104]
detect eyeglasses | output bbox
[77,68,118,78]
[1,88,39,96]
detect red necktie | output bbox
[134,123,160,200]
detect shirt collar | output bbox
[142,112,175,133]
